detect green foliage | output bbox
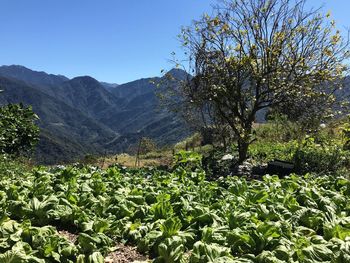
[249,136,350,174]
[139,137,158,155]
[173,151,205,183]
[0,161,350,261]
[0,218,78,262]
[0,103,39,156]
[255,114,304,142]
[173,151,202,170]
[340,117,350,150]
[174,133,203,151]
[293,136,350,174]
[249,141,297,163]
[0,155,32,178]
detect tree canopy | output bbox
[175,0,349,162]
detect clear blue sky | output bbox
[0,0,349,84]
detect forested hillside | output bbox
[0,65,190,163]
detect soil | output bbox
[58,230,78,243]
[104,243,149,263]
[58,229,148,262]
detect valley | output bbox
[0,65,190,164]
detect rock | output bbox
[267,159,294,176]
[229,158,294,178]
[252,164,268,176]
[236,159,254,177]
[221,154,234,161]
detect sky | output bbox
[0,0,349,84]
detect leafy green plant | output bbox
[173,151,205,183]
[0,159,350,261]
[173,151,202,171]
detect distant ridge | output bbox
[100,82,119,91]
[0,65,191,164]
[0,65,69,88]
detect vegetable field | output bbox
[1,160,350,262]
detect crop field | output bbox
[1,159,350,262]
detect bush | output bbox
[82,154,99,165]
[0,104,39,156]
[293,137,350,174]
[249,137,350,174]
[172,151,206,183]
[128,137,158,156]
[339,117,350,150]
[174,133,202,151]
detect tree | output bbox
[176,0,349,163]
[0,103,40,156]
[160,69,234,148]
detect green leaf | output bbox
[160,217,182,238]
[88,252,104,263]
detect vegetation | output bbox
[0,153,350,262]
[169,0,349,162]
[0,103,39,156]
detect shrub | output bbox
[0,103,39,156]
[293,137,350,174]
[255,115,303,143]
[249,137,350,174]
[82,154,99,165]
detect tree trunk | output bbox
[238,123,252,164]
[238,139,249,164]
[222,133,227,150]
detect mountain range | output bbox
[0,65,191,164]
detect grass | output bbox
[96,152,174,169]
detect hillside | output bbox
[0,65,190,163]
[0,76,118,163]
[51,76,123,119]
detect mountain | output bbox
[0,76,119,163]
[51,76,122,119]
[110,77,158,100]
[103,70,190,145]
[0,65,68,88]
[100,82,119,91]
[0,65,191,164]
